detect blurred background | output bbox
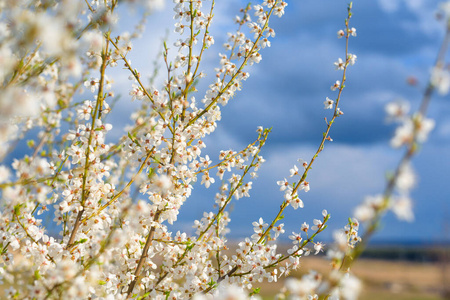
[109,0,450,298]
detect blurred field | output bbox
[258,255,449,300]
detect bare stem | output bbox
[126,209,162,298]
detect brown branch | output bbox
[126,209,162,298]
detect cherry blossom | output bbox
[324,97,334,109]
[1,0,436,299]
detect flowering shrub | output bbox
[0,0,447,299]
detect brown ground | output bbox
[258,256,450,300]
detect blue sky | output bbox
[112,0,450,243]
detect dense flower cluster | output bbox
[0,0,334,298]
[0,0,444,299]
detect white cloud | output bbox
[405,0,425,11]
[379,0,427,13]
[378,0,400,13]
[262,143,398,205]
[203,125,247,155]
[378,0,442,35]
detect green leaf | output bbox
[34,270,41,280]
[207,278,216,287]
[14,203,24,215]
[137,291,152,300]
[72,238,88,246]
[186,242,194,251]
[148,167,154,179]
[127,132,141,147]
[249,287,261,296]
